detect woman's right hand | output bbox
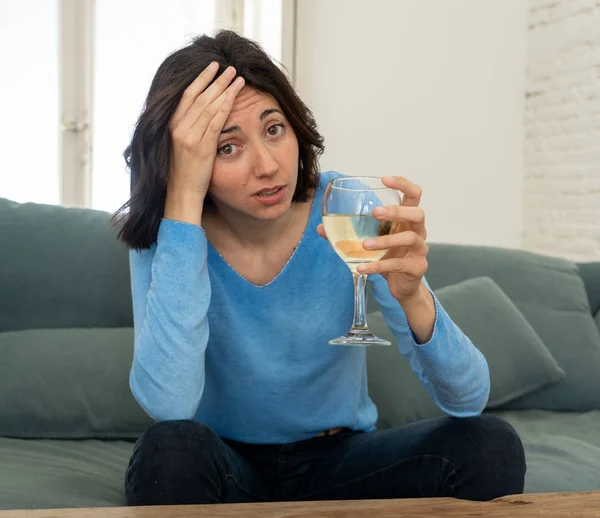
[164,62,245,226]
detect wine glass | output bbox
[322,176,401,346]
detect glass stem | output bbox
[351,272,369,331]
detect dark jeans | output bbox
[125,415,526,505]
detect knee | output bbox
[139,419,218,445]
[450,414,526,498]
[465,414,525,464]
[134,419,220,459]
[126,420,223,505]
[128,420,222,477]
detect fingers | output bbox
[363,230,428,254]
[196,66,238,106]
[382,176,423,207]
[186,76,245,148]
[197,78,245,155]
[372,205,426,239]
[316,224,327,239]
[373,205,424,224]
[171,61,220,128]
[178,66,239,131]
[357,256,429,277]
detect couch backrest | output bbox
[0,198,132,332]
[577,262,600,316]
[424,243,599,320]
[2,197,598,333]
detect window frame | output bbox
[58,0,291,209]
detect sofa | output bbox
[1,196,599,510]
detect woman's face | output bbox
[208,86,300,221]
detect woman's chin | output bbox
[253,201,293,221]
[250,190,294,219]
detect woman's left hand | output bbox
[359,176,429,304]
[318,176,429,305]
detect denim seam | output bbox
[300,453,457,499]
[441,465,459,498]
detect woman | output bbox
[116,30,525,506]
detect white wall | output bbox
[295,0,528,248]
[524,0,600,261]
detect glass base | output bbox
[329,329,391,347]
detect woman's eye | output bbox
[267,124,284,137]
[217,143,237,156]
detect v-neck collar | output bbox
[207,195,320,289]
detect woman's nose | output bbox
[253,143,279,178]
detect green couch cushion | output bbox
[424,244,600,411]
[367,277,565,428]
[577,262,600,315]
[0,328,153,439]
[0,437,132,510]
[491,410,600,493]
[0,197,132,332]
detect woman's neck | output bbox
[203,201,310,251]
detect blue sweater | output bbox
[129,171,490,444]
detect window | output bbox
[0,1,60,205]
[93,0,287,214]
[244,0,283,65]
[92,0,218,213]
[0,0,287,211]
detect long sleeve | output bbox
[129,218,211,421]
[371,274,490,416]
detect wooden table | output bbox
[1,492,599,517]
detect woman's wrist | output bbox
[164,185,206,227]
[398,283,436,344]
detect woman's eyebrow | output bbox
[221,125,241,134]
[221,108,284,134]
[260,108,283,121]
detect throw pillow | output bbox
[425,244,600,411]
[367,277,565,429]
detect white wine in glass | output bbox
[322,214,393,272]
[323,177,401,346]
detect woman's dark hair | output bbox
[112,30,325,250]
